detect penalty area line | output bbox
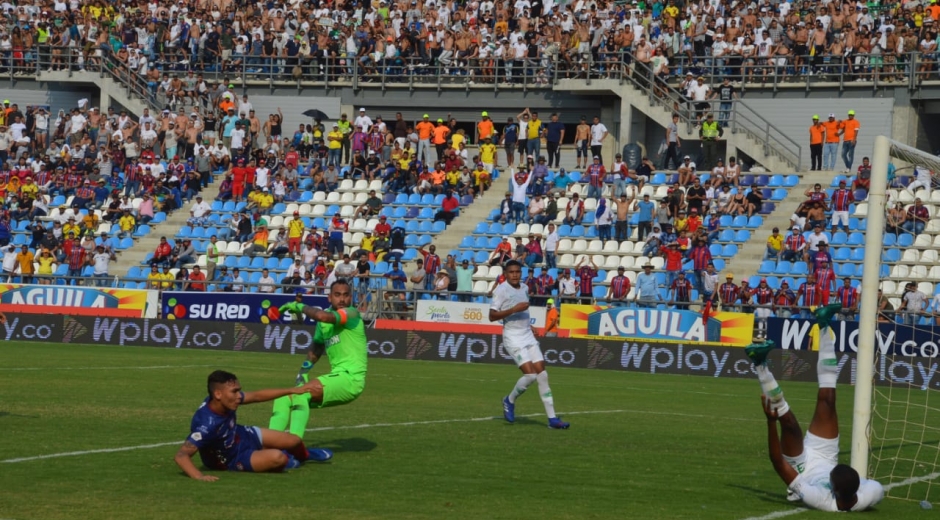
[738,471,940,520]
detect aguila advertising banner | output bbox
[0,284,157,318]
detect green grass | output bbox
[0,342,936,520]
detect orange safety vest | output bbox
[822,121,841,143]
[842,119,860,142]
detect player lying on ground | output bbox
[270,279,369,446]
[746,303,884,511]
[175,370,329,481]
[489,260,569,429]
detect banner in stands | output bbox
[0,284,156,318]
[160,291,330,323]
[767,317,940,358]
[559,304,755,346]
[11,314,940,389]
[415,300,546,327]
[5,314,938,389]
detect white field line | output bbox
[2,408,761,464]
[0,365,215,371]
[739,471,940,520]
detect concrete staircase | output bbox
[39,68,155,117]
[555,78,800,173]
[729,171,834,278]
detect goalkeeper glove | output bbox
[279,302,306,315]
[295,360,314,386]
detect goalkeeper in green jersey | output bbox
[269,280,369,459]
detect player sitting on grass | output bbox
[489,259,569,429]
[746,303,884,512]
[270,279,369,447]
[174,370,327,481]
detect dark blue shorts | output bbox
[227,425,263,472]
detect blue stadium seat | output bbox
[772,188,788,201]
[569,226,583,238]
[585,227,598,239]
[405,221,420,233]
[433,194,445,206]
[432,221,446,233]
[392,207,407,219]
[224,257,238,268]
[417,235,432,246]
[250,257,265,269]
[420,194,435,205]
[191,227,207,239]
[773,261,792,275]
[756,175,769,186]
[487,223,502,235]
[418,221,433,233]
[473,251,490,264]
[418,208,434,220]
[733,230,751,242]
[721,244,738,257]
[503,223,517,235]
[784,175,799,187]
[151,212,167,224]
[249,272,263,284]
[832,248,850,261]
[237,257,252,269]
[882,249,901,263]
[264,257,279,269]
[558,225,571,237]
[51,195,66,207]
[278,258,293,270]
[175,226,193,239]
[898,234,914,248]
[222,201,236,212]
[395,194,409,205]
[407,193,421,205]
[740,175,755,186]
[758,261,775,275]
[459,236,474,248]
[746,216,763,228]
[850,248,865,262]
[652,173,667,184]
[718,229,734,242]
[883,234,897,247]
[709,244,722,257]
[830,232,847,246]
[768,175,784,187]
[792,262,809,276]
[460,195,474,206]
[847,232,864,246]
[133,225,151,238]
[118,237,134,250]
[731,216,747,228]
[272,203,287,215]
[719,215,732,227]
[836,264,854,277]
[592,286,606,299]
[486,237,501,248]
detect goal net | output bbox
[856,137,940,505]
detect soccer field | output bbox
[0,342,934,520]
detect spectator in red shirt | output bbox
[152,236,173,267]
[374,215,391,237]
[576,256,598,304]
[185,265,207,292]
[488,236,513,266]
[434,190,460,224]
[660,242,684,289]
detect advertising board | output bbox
[160,291,329,323]
[0,284,156,318]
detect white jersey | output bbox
[789,470,884,512]
[490,281,535,348]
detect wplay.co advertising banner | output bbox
[160,291,329,323]
[0,284,156,318]
[415,300,547,327]
[559,304,754,346]
[5,314,939,389]
[767,317,940,358]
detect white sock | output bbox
[536,371,556,419]
[508,374,537,404]
[756,364,790,416]
[817,326,839,388]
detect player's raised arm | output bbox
[242,381,317,404]
[762,396,798,486]
[174,440,218,482]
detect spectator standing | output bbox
[701,264,719,304]
[574,117,590,170]
[902,282,927,326]
[670,272,693,310]
[809,115,825,171]
[719,274,739,311]
[841,110,861,172]
[830,180,855,233]
[635,194,655,241]
[773,281,798,319]
[545,113,565,168]
[66,239,86,285]
[455,260,476,303]
[835,278,859,321]
[501,117,519,169]
[544,223,559,269]
[822,113,841,171]
[614,195,633,243]
[585,156,606,200]
[662,113,682,170]
[90,244,115,287]
[576,257,598,304]
[595,198,614,242]
[510,172,533,224]
[589,116,608,160]
[711,77,738,128]
[419,245,441,291]
[752,278,775,334]
[607,266,632,306]
[687,239,712,295]
[661,242,684,288]
[698,114,723,171]
[526,110,543,160]
[635,263,660,308]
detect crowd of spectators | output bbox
[3,0,940,87]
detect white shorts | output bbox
[791,215,806,230]
[831,211,848,227]
[578,42,590,55]
[504,341,544,367]
[783,432,839,476]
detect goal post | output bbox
[850,136,890,476]
[852,136,940,502]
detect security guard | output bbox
[699,113,723,170]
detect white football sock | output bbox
[756,364,790,416]
[508,373,537,404]
[817,327,839,388]
[536,371,556,419]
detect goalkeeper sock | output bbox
[269,395,292,431]
[536,371,556,419]
[817,326,839,389]
[295,360,314,385]
[288,392,311,438]
[755,364,790,416]
[508,373,537,404]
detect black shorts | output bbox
[517,139,527,153]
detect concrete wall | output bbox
[0,83,96,118]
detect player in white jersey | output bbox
[489,260,570,429]
[746,303,884,512]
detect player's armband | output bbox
[332,309,347,325]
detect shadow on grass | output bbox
[0,411,37,419]
[727,483,793,506]
[321,437,378,453]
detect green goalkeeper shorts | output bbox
[313,371,365,408]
